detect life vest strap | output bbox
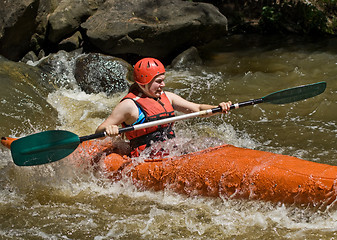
[130,126,175,149]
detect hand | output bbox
[105,125,120,137]
[218,101,232,114]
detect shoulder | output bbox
[111,98,139,125]
[117,98,138,111]
[164,91,180,102]
[164,91,187,104]
[113,98,139,119]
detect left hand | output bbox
[218,101,232,114]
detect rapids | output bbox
[0,34,336,239]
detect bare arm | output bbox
[95,99,139,136]
[165,91,231,114]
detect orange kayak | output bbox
[2,136,337,206]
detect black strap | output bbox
[130,127,175,149]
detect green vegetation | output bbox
[318,0,337,14]
[259,2,328,34]
[189,0,337,35]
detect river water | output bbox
[0,34,336,239]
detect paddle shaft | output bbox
[79,98,264,142]
[80,81,326,142]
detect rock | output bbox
[170,47,202,69]
[81,0,228,60]
[0,57,59,134]
[33,0,60,50]
[34,50,82,89]
[0,0,59,61]
[0,0,39,61]
[47,0,103,43]
[38,49,46,59]
[74,53,132,95]
[0,57,55,94]
[59,31,83,52]
[21,51,39,63]
[0,0,228,62]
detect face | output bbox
[141,74,165,98]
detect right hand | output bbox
[218,101,232,114]
[105,125,120,137]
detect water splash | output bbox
[1,35,337,239]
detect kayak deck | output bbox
[102,144,337,206]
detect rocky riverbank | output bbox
[1,0,335,64]
[1,0,335,97]
[0,0,227,63]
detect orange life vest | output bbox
[121,88,175,157]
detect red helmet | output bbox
[133,58,165,85]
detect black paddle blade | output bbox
[11,130,80,166]
[263,81,327,104]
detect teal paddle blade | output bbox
[11,130,80,166]
[263,81,327,104]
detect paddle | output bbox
[10,81,326,166]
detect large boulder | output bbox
[47,0,103,43]
[0,0,227,62]
[0,56,59,135]
[0,0,59,61]
[170,46,202,69]
[81,0,228,60]
[0,0,39,61]
[74,53,132,95]
[34,51,132,95]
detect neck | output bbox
[137,83,161,99]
